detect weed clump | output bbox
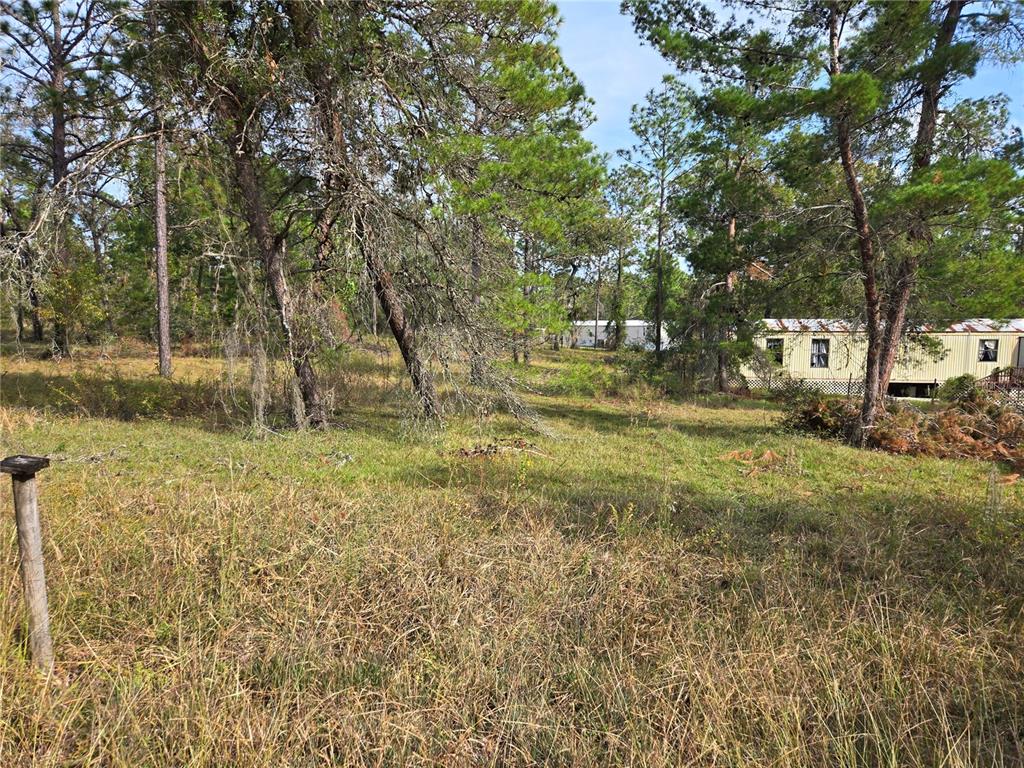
[547,360,624,397]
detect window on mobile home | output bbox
[766,338,783,364]
[978,339,999,362]
[810,338,829,368]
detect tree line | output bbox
[2,0,1023,443]
[1,0,614,424]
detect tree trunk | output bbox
[226,114,326,428]
[611,244,624,350]
[875,0,966,401]
[716,269,736,393]
[371,283,378,338]
[14,304,25,342]
[654,171,666,360]
[521,237,532,364]
[351,224,437,417]
[49,2,71,356]
[468,102,487,383]
[469,218,485,384]
[284,0,436,417]
[155,122,172,378]
[716,213,739,392]
[88,218,117,336]
[250,334,269,430]
[19,250,43,342]
[2,203,46,342]
[840,119,882,449]
[876,254,915,399]
[566,263,581,348]
[186,3,328,427]
[830,9,881,446]
[359,224,440,418]
[357,234,438,417]
[28,281,43,341]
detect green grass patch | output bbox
[0,348,1021,765]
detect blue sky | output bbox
[555,1,673,158]
[554,0,1024,159]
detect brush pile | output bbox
[786,392,1024,471]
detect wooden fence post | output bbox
[1,455,53,673]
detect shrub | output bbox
[614,347,659,383]
[613,348,693,397]
[936,374,981,403]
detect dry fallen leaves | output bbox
[719,449,787,476]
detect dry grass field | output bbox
[1,345,1022,766]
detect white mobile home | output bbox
[569,319,669,351]
[743,318,1024,397]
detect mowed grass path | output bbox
[1,349,1022,766]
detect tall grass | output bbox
[0,349,1021,766]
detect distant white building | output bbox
[567,319,668,351]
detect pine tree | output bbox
[618,78,690,360]
[1,0,129,354]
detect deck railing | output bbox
[980,367,1024,392]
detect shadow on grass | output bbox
[529,399,775,441]
[401,419,1023,621]
[0,369,240,425]
[0,365,466,432]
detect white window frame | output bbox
[810,338,830,368]
[978,339,999,363]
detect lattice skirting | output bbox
[743,376,865,397]
[744,376,1023,412]
[997,388,1024,411]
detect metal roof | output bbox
[761,319,857,333]
[761,318,1024,334]
[941,319,1024,333]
